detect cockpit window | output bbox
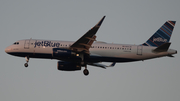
[13,42,19,45]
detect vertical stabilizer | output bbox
[142,21,176,47]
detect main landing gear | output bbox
[78,54,89,76]
[24,56,29,67]
[83,66,89,76]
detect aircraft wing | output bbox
[88,62,116,69]
[70,16,105,54]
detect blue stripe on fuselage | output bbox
[7,52,138,63]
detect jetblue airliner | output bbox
[5,16,177,76]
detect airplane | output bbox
[5,16,177,76]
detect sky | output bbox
[1,0,180,101]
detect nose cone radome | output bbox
[5,46,11,53]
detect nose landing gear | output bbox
[24,56,29,67]
[24,63,28,67]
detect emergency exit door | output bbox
[137,46,142,55]
[24,40,30,49]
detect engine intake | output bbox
[57,61,81,71]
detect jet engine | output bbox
[57,61,81,71]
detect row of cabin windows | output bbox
[53,44,132,50]
[91,46,131,50]
[65,45,131,50]
[33,43,131,50]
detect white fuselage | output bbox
[5,39,177,63]
[4,17,177,76]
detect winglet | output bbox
[96,16,106,27]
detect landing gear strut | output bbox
[83,66,89,76]
[24,56,29,67]
[79,54,89,76]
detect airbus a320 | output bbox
[5,16,177,76]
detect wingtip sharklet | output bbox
[97,16,106,27]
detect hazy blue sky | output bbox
[1,0,180,101]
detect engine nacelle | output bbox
[57,61,81,71]
[53,48,76,58]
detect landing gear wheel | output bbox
[83,69,89,76]
[24,56,29,67]
[24,63,28,67]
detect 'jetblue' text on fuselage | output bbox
[34,41,60,48]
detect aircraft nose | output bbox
[5,46,11,53]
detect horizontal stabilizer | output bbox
[88,62,116,69]
[153,43,171,52]
[167,55,174,57]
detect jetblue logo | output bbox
[34,41,60,48]
[153,37,167,43]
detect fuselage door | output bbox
[24,40,30,49]
[137,46,143,55]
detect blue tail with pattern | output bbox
[142,21,176,47]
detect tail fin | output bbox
[142,21,176,47]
